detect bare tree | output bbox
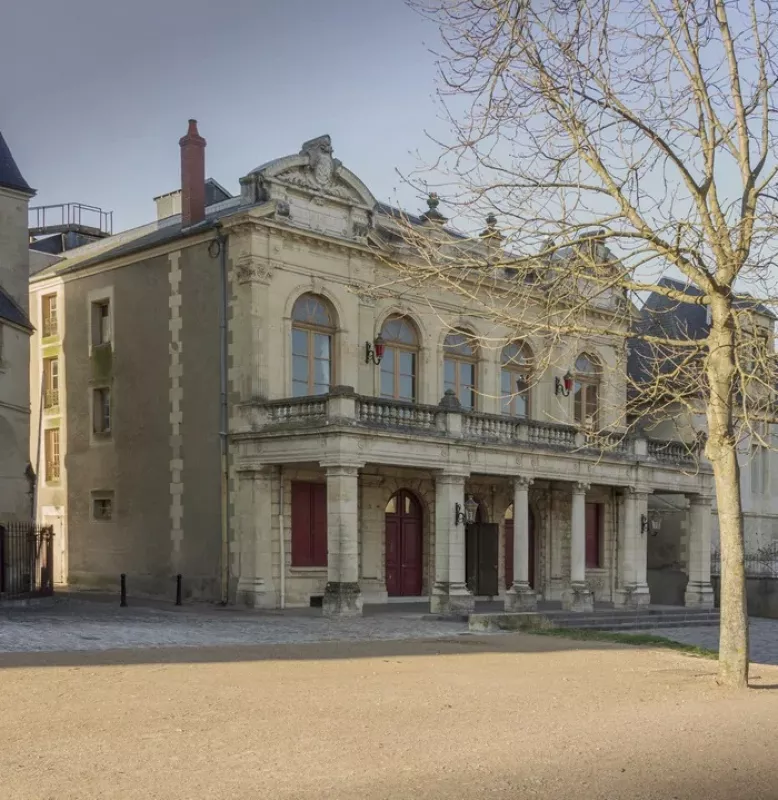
[386,0,778,688]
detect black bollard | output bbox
[120,573,127,607]
[175,574,182,606]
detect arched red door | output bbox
[504,508,536,589]
[385,490,423,596]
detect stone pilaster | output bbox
[430,470,474,616]
[322,464,363,617]
[614,487,651,608]
[505,476,537,611]
[235,466,276,608]
[563,481,593,611]
[685,494,715,609]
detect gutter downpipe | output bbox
[212,225,230,605]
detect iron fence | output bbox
[711,541,778,578]
[0,523,55,600]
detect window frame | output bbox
[379,316,419,402]
[43,356,59,409]
[42,293,58,338]
[443,331,478,410]
[92,386,112,436]
[44,427,61,484]
[500,342,532,418]
[91,299,111,347]
[91,491,114,522]
[573,353,601,428]
[291,294,335,397]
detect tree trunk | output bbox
[706,300,749,689]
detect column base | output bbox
[430,582,474,617]
[504,584,538,612]
[322,581,363,617]
[614,584,651,609]
[562,583,594,612]
[236,577,276,609]
[684,581,715,609]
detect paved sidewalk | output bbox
[647,617,778,665]
[0,598,469,652]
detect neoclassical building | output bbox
[29,123,715,614]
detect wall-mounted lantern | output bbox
[455,495,479,526]
[641,510,662,536]
[365,334,386,365]
[555,371,573,397]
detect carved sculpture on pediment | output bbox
[278,135,357,202]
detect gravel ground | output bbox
[1,634,777,800]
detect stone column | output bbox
[505,476,537,611]
[563,481,593,611]
[323,464,363,617]
[685,494,715,608]
[235,466,276,608]
[430,470,474,616]
[614,487,650,608]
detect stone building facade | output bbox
[0,131,35,523]
[29,123,715,614]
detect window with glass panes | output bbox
[501,342,532,417]
[443,331,477,410]
[379,316,418,402]
[573,354,600,427]
[291,294,334,397]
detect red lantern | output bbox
[563,370,573,392]
[374,334,385,360]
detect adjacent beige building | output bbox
[0,131,35,523]
[29,123,715,614]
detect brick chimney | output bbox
[179,119,206,227]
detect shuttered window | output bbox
[291,482,328,567]
[585,502,602,568]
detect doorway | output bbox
[385,490,423,596]
[504,507,536,589]
[466,503,499,597]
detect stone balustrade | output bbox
[249,389,699,467]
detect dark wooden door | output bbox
[466,523,499,597]
[385,491,423,596]
[504,509,536,589]
[585,502,602,568]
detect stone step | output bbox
[559,619,720,632]
[468,610,719,633]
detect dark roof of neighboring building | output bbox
[0,286,33,331]
[0,132,34,195]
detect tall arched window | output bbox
[573,353,600,427]
[501,342,532,417]
[292,293,335,397]
[380,316,419,402]
[444,330,478,410]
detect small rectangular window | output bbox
[91,300,111,346]
[42,294,58,338]
[92,492,114,521]
[44,428,60,483]
[93,387,111,435]
[43,357,59,408]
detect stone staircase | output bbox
[469,607,720,634]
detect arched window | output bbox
[444,331,478,410]
[380,316,419,402]
[292,293,335,397]
[501,342,532,417]
[573,353,600,427]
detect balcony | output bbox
[241,388,701,469]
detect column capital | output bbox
[514,476,534,489]
[688,493,714,508]
[320,462,363,475]
[572,481,590,494]
[435,468,470,484]
[621,485,651,499]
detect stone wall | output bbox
[712,576,778,620]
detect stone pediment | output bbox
[248,135,377,209]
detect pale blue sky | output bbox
[2,0,445,231]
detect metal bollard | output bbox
[120,573,127,607]
[175,574,182,606]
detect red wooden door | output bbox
[385,491,423,596]
[585,502,601,568]
[504,509,535,589]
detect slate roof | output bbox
[0,131,34,195]
[0,286,33,331]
